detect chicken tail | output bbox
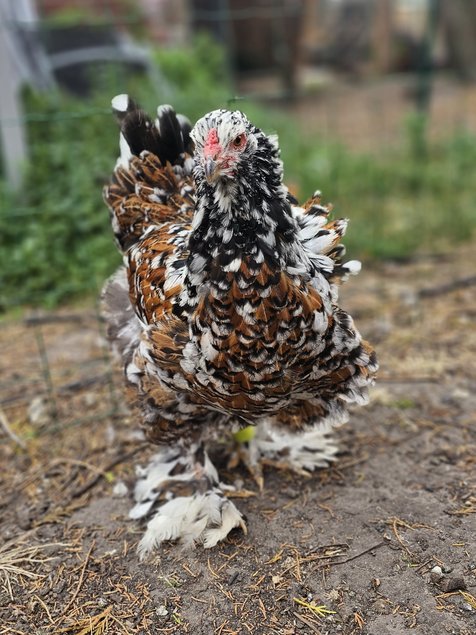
[111,93,192,167]
[104,95,195,252]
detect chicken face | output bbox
[191,110,258,184]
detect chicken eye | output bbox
[232,134,245,148]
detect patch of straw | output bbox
[0,540,67,600]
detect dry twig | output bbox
[58,541,95,618]
[0,540,65,600]
[327,540,386,566]
[0,407,26,449]
[293,611,321,633]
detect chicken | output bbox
[102,94,377,557]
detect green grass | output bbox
[1,39,475,310]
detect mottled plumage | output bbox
[102,95,377,556]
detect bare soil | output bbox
[1,243,475,635]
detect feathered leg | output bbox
[130,439,246,559]
[230,418,339,485]
[251,418,339,474]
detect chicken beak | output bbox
[204,158,220,184]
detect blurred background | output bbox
[1,0,475,309]
[0,0,475,440]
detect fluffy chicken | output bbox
[102,94,377,557]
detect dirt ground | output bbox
[1,242,475,635]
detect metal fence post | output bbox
[0,21,27,191]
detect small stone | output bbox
[52,580,66,594]
[156,605,168,617]
[16,507,33,531]
[372,598,391,615]
[371,577,381,589]
[451,388,470,400]
[84,393,97,407]
[227,568,239,585]
[439,576,467,593]
[112,481,128,497]
[430,566,443,584]
[28,396,52,427]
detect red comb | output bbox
[204,128,221,158]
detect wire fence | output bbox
[1,0,476,442]
[0,308,122,444]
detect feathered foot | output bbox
[231,419,338,481]
[129,441,246,559]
